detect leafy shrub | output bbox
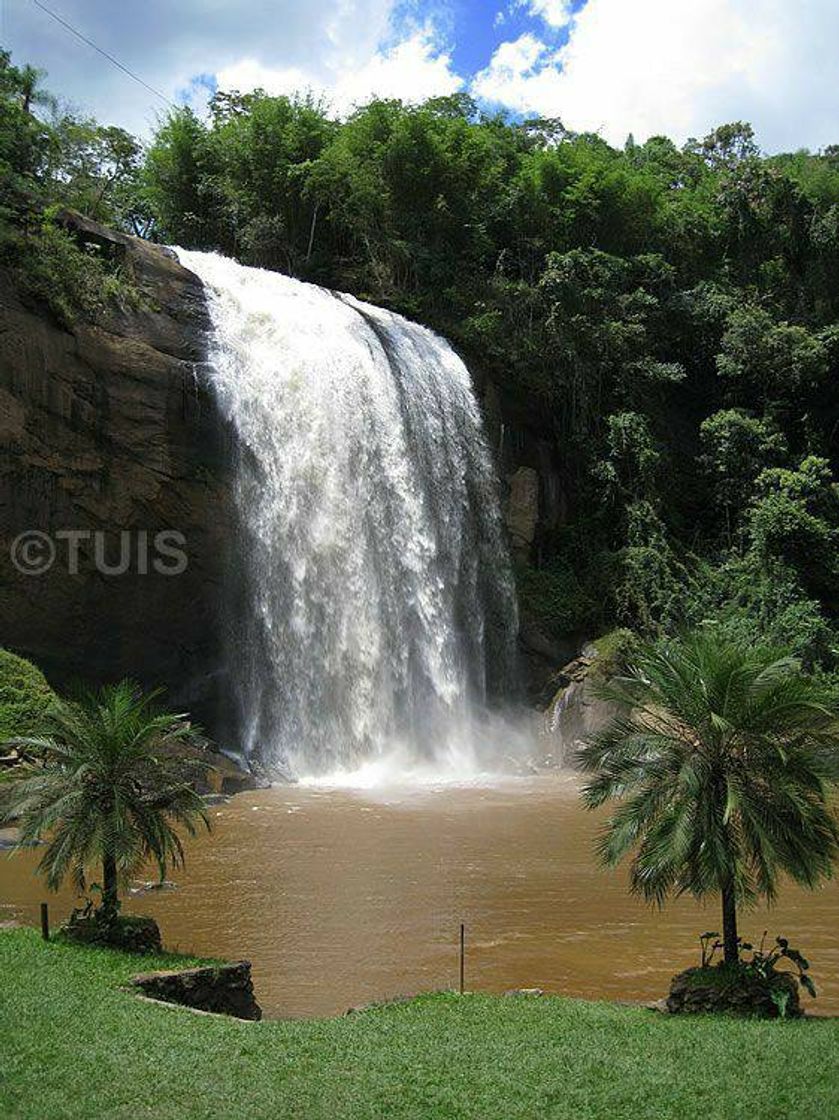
[747,457,839,599]
[683,554,836,668]
[699,408,787,517]
[717,305,829,402]
[616,501,689,633]
[0,647,55,742]
[514,545,618,639]
[589,628,639,681]
[62,897,162,954]
[2,214,140,327]
[693,931,815,1018]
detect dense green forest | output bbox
[4,48,839,669]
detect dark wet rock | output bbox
[129,960,262,1020]
[157,741,264,797]
[505,466,539,560]
[202,793,230,806]
[517,622,579,709]
[667,966,802,1018]
[62,912,163,954]
[0,211,234,734]
[219,767,270,795]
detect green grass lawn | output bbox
[1,927,838,1120]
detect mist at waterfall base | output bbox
[176,250,534,786]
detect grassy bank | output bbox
[1,927,837,1119]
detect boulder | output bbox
[543,644,621,764]
[0,826,40,849]
[129,961,262,1020]
[159,741,269,796]
[538,631,638,762]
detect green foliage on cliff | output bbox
[588,629,639,681]
[5,49,839,662]
[0,51,141,325]
[8,212,140,325]
[0,648,55,742]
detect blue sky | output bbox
[447,0,556,74]
[5,0,839,151]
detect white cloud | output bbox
[472,0,839,152]
[478,33,550,82]
[10,0,839,151]
[496,0,574,31]
[472,33,558,111]
[527,0,575,29]
[6,0,452,136]
[335,25,462,108]
[218,24,462,113]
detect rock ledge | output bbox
[129,961,262,1020]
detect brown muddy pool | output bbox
[2,774,838,1018]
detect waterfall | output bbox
[176,250,518,779]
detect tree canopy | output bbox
[4,50,839,663]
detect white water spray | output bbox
[176,250,518,779]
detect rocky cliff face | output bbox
[479,377,577,701]
[0,214,233,731]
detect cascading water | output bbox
[176,250,518,780]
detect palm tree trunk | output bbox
[102,853,118,918]
[721,881,738,965]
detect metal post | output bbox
[459,922,465,995]
[40,902,49,941]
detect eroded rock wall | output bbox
[0,214,233,730]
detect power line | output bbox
[30,0,177,109]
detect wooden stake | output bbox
[459,922,465,995]
[40,902,49,941]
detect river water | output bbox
[2,775,837,1018]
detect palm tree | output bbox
[578,632,839,964]
[0,681,210,918]
[18,63,53,116]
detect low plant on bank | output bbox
[693,931,816,1017]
